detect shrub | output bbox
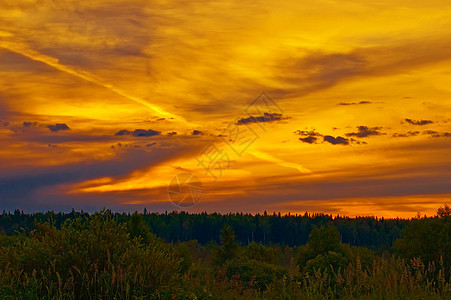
[0,211,181,299]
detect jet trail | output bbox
[0,41,191,124]
[1,42,308,175]
[247,149,312,173]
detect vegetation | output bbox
[0,208,408,249]
[0,206,449,299]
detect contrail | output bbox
[0,41,191,124]
[1,42,308,174]
[247,149,312,173]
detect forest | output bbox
[0,206,449,299]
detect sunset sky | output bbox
[0,0,450,217]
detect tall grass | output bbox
[0,211,181,299]
[0,211,449,299]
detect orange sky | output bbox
[0,0,450,217]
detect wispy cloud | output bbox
[345,126,385,138]
[338,101,372,106]
[404,118,433,126]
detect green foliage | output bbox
[304,251,348,274]
[0,210,181,299]
[224,258,288,290]
[309,223,343,253]
[244,242,278,264]
[213,225,240,266]
[126,211,154,243]
[0,208,449,299]
[297,223,345,269]
[175,242,193,274]
[0,232,15,247]
[394,205,450,276]
[0,209,408,249]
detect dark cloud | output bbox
[23,121,39,128]
[294,130,322,137]
[299,136,317,144]
[166,131,177,136]
[350,138,367,145]
[0,120,9,127]
[115,130,132,136]
[433,132,451,138]
[0,143,197,211]
[192,130,203,135]
[245,162,451,201]
[114,129,160,137]
[296,129,351,145]
[295,129,322,144]
[345,126,385,138]
[236,113,283,125]
[0,151,157,207]
[133,129,160,137]
[23,121,70,132]
[47,123,70,132]
[423,130,451,138]
[422,130,438,135]
[392,131,420,138]
[338,100,372,106]
[323,135,349,145]
[404,118,433,126]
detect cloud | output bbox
[0,120,9,127]
[192,130,203,135]
[114,129,160,137]
[22,121,70,132]
[323,135,349,145]
[47,123,70,132]
[133,129,160,137]
[295,129,351,145]
[349,138,367,145]
[338,100,372,106]
[295,129,322,144]
[166,131,177,136]
[274,36,451,99]
[392,131,420,138]
[299,136,317,144]
[236,113,284,125]
[345,126,385,138]
[0,141,199,211]
[423,130,451,138]
[433,132,451,138]
[404,118,433,126]
[423,130,438,135]
[114,130,132,136]
[294,130,322,137]
[23,121,39,128]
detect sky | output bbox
[0,0,450,217]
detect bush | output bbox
[224,258,287,290]
[0,211,181,299]
[303,251,348,275]
[244,242,278,264]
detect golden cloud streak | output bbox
[0,41,193,126]
[247,149,312,173]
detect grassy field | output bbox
[0,208,449,299]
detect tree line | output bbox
[0,209,408,251]
[0,206,449,298]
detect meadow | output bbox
[0,206,449,299]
